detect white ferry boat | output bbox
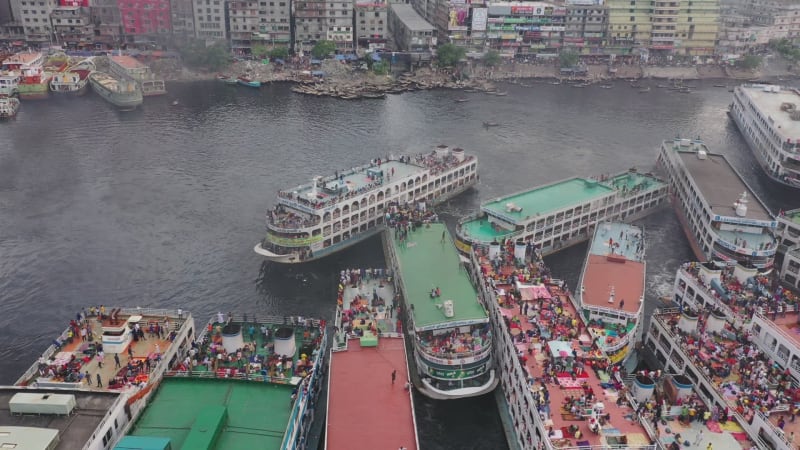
[575,222,646,365]
[777,209,800,289]
[255,145,478,263]
[383,223,497,399]
[455,169,667,256]
[729,84,800,189]
[643,262,800,450]
[1,307,194,450]
[657,137,778,268]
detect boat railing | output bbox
[15,326,73,385]
[754,311,798,350]
[415,339,493,365]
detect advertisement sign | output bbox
[448,5,470,31]
[471,7,488,31]
[510,5,534,14]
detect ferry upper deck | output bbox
[735,85,800,142]
[393,223,488,331]
[16,308,192,393]
[675,145,772,223]
[0,388,125,450]
[459,171,666,244]
[580,222,645,315]
[328,277,418,450]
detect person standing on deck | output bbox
[391,369,397,384]
[96,373,102,387]
[114,353,121,368]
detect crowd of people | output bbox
[338,269,398,337]
[417,325,491,359]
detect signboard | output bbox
[429,363,488,379]
[448,5,470,31]
[713,215,776,228]
[471,7,488,31]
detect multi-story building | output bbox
[260,0,291,47]
[16,0,59,43]
[485,2,566,56]
[325,0,354,51]
[389,3,435,51]
[294,0,325,48]
[228,0,260,52]
[563,0,607,55]
[675,0,719,56]
[170,0,194,36]
[355,0,388,49]
[50,5,92,46]
[193,0,225,40]
[606,0,652,55]
[118,0,171,38]
[91,0,122,46]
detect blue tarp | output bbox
[310,59,322,64]
[274,58,285,64]
[334,54,345,60]
[371,53,382,62]
[710,278,730,302]
[311,71,326,77]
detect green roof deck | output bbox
[458,217,518,244]
[608,172,665,192]
[482,178,615,223]
[392,223,487,330]
[126,378,294,450]
[786,209,800,225]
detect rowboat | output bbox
[237,76,261,88]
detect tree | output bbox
[559,50,579,68]
[311,40,336,59]
[268,46,289,59]
[373,60,388,75]
[177,40,230,71]
[251,44,269,59]
[437,43,466,67]
[483,50,501,67]
[737,54,762,70]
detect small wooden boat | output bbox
[237,76,261,88]
[494,91,508,96]
[549,81,562,85]
[713,84,727,88]
[217,75,238,85]
[639,87,651,93]
[455,98,469,103]
[657,84,669,88]
[600,85,613,89]
[0,96,21,119]
[483,121,499,127]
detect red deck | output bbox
[326,337,417,450]
[582,255,644,313]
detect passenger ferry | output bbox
[383,223,497,399]
[2,307,194,450]
[327,269,419,449]
[575,222,646,365]
[729,84,800,189]
[455,169,667,257]
[642,262,800,450]
[777,209,800,289]
[657,137,778,268]
[464,241,657,450]
[255,145,478,263]
[116,312,327,450]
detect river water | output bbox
[1,80,798,449]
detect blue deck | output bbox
[591,222,644,262]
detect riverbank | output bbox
[147,57,799,99]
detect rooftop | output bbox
[581,223,645,313]
[327,339,417,450]
[458,217,517,243]
[2,52,42,66]
[482,178,615,221]
[392,223,488,330]
[110,55,147,70]
[124,377,294,450]
[390,4,435,32]
[674,145,773,222]
[737,85,800,140]
[0,388,122,450]
[782,208,800,226]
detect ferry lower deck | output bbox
[328,276,418,449]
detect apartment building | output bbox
[171,0,194,36]
[563,0,607,54]
[485,2,566,56]
[607,0,653,54]
[15,0,59,42]
[193,0,225,40]
[355,0,388,49]
[50,5,92,45]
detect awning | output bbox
[516,282,551,301]
[548,340,573,358]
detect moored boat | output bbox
[642,262,800,450]
[575,222,646,365]
[455,169,667,257]
[217,74,238,85]
[89,71,143,111]
[0,96,20,119]
[656,137,778,268]
[729,84,800,189]
[383,222,498,399]
[254,145,478,263]
[50,69,92,95]
[2,52,50,100]
[109,55,166,97]
[115,312,327,450]
[327,269,418,449]
[237,76,261,88]
[2,307,195,450]
[0,72,19,97]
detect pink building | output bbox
[118,0,171,35]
